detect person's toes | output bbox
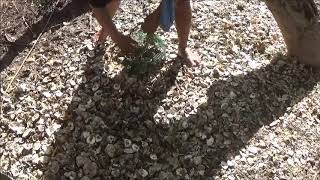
[178,48,201,67]
[188,50,201,66]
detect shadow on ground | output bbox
[0,0,89,73]
[44,48,319,179]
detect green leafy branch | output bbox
[122,31,167,76]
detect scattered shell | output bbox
[150,154,158,160]
[1,1,320,179]
[105,144,116,157]
[124,139,132,148]
[248,146,259,154]
[206,137,215,146]
[138,168,148,178]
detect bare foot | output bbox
[178,48,201,67]
[91,29,108,46]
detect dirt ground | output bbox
[1,0,320,179]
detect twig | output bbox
[0,92,3,121]
[5,0,61,93]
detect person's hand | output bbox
[114,34,138,55]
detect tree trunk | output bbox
[265,0,320,67]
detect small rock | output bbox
[221,161,228,170]
[9,122,25,135]
[138,168,148,178]
[113,84,120,90]
[124,139,132,148]
[167,113,175,119]
[64,171,77,180]
[55,90,63,97]
[193,156,202,165]
[92,83,100,92]
[83,161,97,177]
[248,146,259,154]
[105,144,116,157]
[247,157,255,165]
[111,169,120,177]
[39,156,50,164]
[150,154,158,160]
[228,175,236,180]
[287,158,295,166]
[33,142,41,151]
[132,144,140,152]
[269,120,280,127]
[229,91,236,99]
[224,140,231,145]
[22,129,33,138]
[159,171,174,180]
[50,161,60,174]
[95,134,102,142]
[76,156,90,167]
[43,91,52,98]
[248,61,259,69]
[107,135,116,143]
[10,164,20,177]
[176,168,187,177]
[227,160,235,167]
[82,131,90,139]
[169,53,177,59]
[149,164,162,176]
[158,106,165,113]
[80,176,90,180]
[206,137,215,146]
[22,143,33,151]
[124,148,135,154]
[0,138,5,146]
[213,69,220,78]
[182,121,189,129]
[86,135,96,145]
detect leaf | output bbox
[121,30,167,76]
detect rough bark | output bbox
[265,0,320,67]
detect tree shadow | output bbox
[44,49,319,179]
[165,60,319,177]
[44,48,182,179]
[0,0,90,72]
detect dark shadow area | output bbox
[166,61,319,177]
[0,0,90,72]
[0,172,13,180]
[44,49,319,179]
[44,49,182,179]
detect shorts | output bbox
[89,0,113,8]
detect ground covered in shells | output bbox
[1,0,320,179]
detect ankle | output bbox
[178,46,187,54]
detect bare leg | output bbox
[91,0,121,44]
[141,5,161,34]
[175,0,200,66]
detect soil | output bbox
[0,0,89,72]
[0,1,319,179]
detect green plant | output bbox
[122,31,167,76]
